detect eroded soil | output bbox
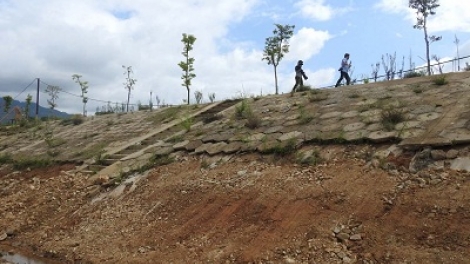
[1,145,469,263]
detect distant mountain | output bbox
[0,99,70,124]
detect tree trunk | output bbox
[274,65,278,95]
[187,86,190,105]
[126,90,131,112]
[423,20,431,76]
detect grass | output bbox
[298,105,313,124]
[296,149,323,166]
[234,99,252,119]
[308,90,328,102]
[261,138,298,156]
[380,107,405,131]
[180,114,194,131]
[433,75,448,86]
[59,114,84,126]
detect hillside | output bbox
[0,99,70,124]
[1,72,470,263]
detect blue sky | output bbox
[0,0,469,114]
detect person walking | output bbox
[335,53,351,87]
[291,60,308,95]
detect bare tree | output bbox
[122,65,137,112]
[432,55,444,74]
[208,93,216,103]
[409,0,441,76]
[371,62,380,82]
[382,53,397,81]
[45,85,61,110]
[194,90,203,104]
[454,34,461,71]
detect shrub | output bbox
[380,108,405,131]
[234,99,252,119]
[432,75,448,86]
[245,114,261,129]
[60,114,84,126]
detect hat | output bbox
[298,60,303,65]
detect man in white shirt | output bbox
[335,53,351,87]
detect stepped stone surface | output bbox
[1,72,470,264]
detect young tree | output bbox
[45,85,61,110]
[454,34,460,71]
[25,94,33,119]
[208,93,216,103]
[178,33,196,105]
[194,90,203,104]
[2,95,13,115]
[122,65,137,112]
[371,62,380,82]
[409,0,441,76]
[262,24,295,95]
[72,74,89,116]
[382,53,397,81]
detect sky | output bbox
[1,0,470,115]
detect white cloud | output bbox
[286,27,332,62]
[376,0,470,33]
[0,0,266,113]
[295,0,334,21]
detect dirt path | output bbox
[1,147,469,263]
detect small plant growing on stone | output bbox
[298,105,313,124]
[432,75,448,86]
[380,107,405,131]
[245,113,261,129]
[308,90,328,102]
[412,86,423,93]
[234,99,252,119]
[296,149,322,166]
[180,114,193,131]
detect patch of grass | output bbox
[203,113,223,124]
[60,114,84,126]
[298,105,313,124]
[234,99,252,119]
[80,143,109,160]
[412,86,424,94]
[45,137,66,148]
[245,114,261,129]
[0,153,13,164]
[13,157,55,170]
[380,107,405,131]
[296,85,313,92]
[348,93,360,99]
[180,115,194,131]
[200,159,210,169]
[166,134,185,143]
[296,149,323,166]
[147,107,181,124]
[308,90,328,102]
[262,138,298,156]
[433,75,448,86]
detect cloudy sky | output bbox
[1,0,470,115]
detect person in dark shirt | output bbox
[291,60,308,94]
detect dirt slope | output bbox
[1,145,469,264]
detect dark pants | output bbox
[335,71,350,87]
[292,76,303,92]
